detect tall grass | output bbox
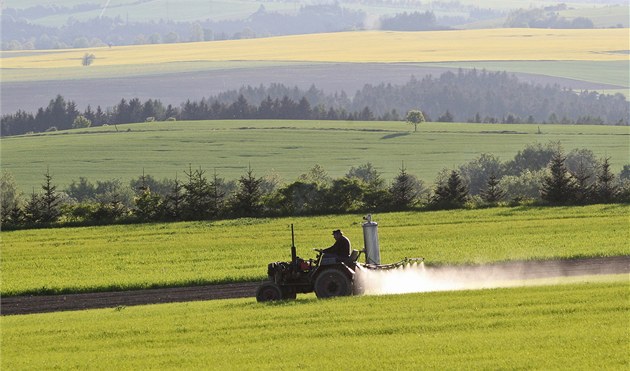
[1,281,627,369]
[2,205,628,296]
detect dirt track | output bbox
[2,256,628,316]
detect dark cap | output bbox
[332,229,343,235]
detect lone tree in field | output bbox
[82,53,95,66]
[406,109,425,132]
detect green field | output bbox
[2,205,628,297]
[2,281,628,369]
[425,60,630,91]
[2,121,629,193]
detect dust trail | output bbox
[355,261,610,295]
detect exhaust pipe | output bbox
[362,214,381,265]
[290,224,297,262]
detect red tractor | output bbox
[256,216,423,302]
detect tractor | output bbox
[256,215,423,302]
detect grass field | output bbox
[425,60,629,89]
[1,281,628,369]
[2,204,628,296]
[560,5,630,28]
[2,120,628,193]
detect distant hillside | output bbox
[4,0,625,50]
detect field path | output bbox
[2,256,628,316]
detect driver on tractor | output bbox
[320,229,351,261]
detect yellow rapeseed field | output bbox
[2,28,628,70]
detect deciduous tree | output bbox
[405,109,425,132]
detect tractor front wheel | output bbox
[256,282,283,302]
[314,268,352,298]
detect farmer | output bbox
[321,229,351,258]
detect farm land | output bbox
[2,204,628,297]
[1,281,627,369]
[1,28,628,113]
[1,6,629,368]
[2,120,629,193]
[2,203,629,369]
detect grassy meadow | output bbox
[2,120,629,193]
[2,281,628,369]
[2,204,628,296]
[426,60,629,89]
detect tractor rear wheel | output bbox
[314,268,352,298]
[256,282,283,302]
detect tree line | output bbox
[2,70,628,136]
[2,4,366,50]
[504,6,598,29]
[2,142,628,230]
[2,2,506,50]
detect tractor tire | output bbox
[314,268,352,299]
[256,282,283,302]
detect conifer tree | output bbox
[165,175,184,220]
[480,172,505,204]
[182,165,212,220]
[540,151,576,205]
[39,168,62,223]
[390,164,420,210]
[431,170,469,209]
[594,157,618,203]
[571,160,593,204]
[231,166,263,217]
[208,171,227,219]
[23,189,43,224]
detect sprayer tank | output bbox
[362,214,381,265]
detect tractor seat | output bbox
[349,249,361,263]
